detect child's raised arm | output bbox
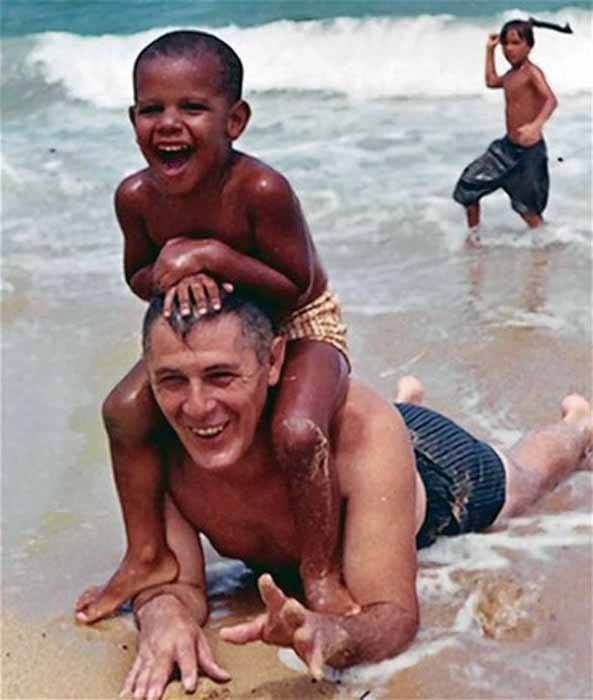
[485,33,504,88]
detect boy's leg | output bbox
[496,394,592,521]
[467,203,480,229]
[75,359,178,624]
[271,339,357,615]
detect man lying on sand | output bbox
[85,293,591,700]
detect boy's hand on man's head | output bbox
[163,274,233,318]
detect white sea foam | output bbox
[277,502,592,686]
[22,8,592,109]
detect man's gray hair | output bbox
[142,294,277,364]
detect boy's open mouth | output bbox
[156,144,194,172]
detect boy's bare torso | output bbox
[120,150,327,305]
[503,62,547,143]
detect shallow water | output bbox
[2,3,592,698]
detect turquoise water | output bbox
[3,0,589,36]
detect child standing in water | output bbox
[453,17,571,244]
[76,30,356,623]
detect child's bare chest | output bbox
[143,192,254,253]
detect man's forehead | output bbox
[147,314,255,365]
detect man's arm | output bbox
[222,385,421,671]
[485,34,504,88]
[115,177,159,301]
[310,384,420,665]
[123,496,230,699]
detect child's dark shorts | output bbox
[453,136,549,216]
[395,403,506,549]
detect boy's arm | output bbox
[115,179,159,301]
[515,66,558,147]
[222,389,420,671]
[153,171,315,311]
[527,65,558,130]
[485,33,504,88]
[123,496,230,699]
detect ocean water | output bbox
[2,2,592,698]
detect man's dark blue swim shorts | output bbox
[395,402,506,549]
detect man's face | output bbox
[131,53,248,195]
[146,314,283,472]
[502,30,531,67]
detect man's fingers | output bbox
[143,656,173,700]
[176,641,198,692]
[258,574,287,616]
[219,614,266,644]
[196,634,231,682]
[294,627,324,681]
[120,654,143,697]
[281,599,307,630]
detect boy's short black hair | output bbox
[500,19,535,47]
[133,30,243,103]
[143,293,277,366]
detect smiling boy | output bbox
[76,31,354,623]
[453,18,571,242]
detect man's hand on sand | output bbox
[121,594,230,700]
[220,574,351,680]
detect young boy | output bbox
[75,30,356,623]
[453,18,571,244]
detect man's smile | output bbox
[187,421,228,439]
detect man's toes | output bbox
[561,394,590,420]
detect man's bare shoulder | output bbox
[334,380,408,459]
[115,169,158,214]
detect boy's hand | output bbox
[220,574,352,680]
[153,238,219,290]
[163,275,233,318]
[486,33,499,49]
[515,122,542,148]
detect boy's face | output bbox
[501,30,531,67]
[131,53,249,195]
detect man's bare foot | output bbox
[75,549,178,624]
[395,375,425,405]
[561,394,593,470]
[303,572,361,616]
